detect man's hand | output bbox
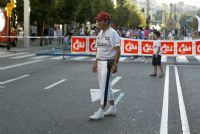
[111,64,118,74]
[92,60,98,73]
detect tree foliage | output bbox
[113,0,146,28]
[13,0,145,30]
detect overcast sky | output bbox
[155,0,200,7]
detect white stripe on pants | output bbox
[97,60,114,107]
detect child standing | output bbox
[150,30,165,78]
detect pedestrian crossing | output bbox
[176,56,188,63]
[161,55,167,62]
[195,56,200,62]
[11,54,36,59]
[0,52,29,57]
[2,51,200,64]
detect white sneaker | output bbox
[90,108,104,120]
[104,106,117,116]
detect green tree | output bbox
[60,0,79,24]
[75,0,95,24]
[113,6,129,27]
[15,0,23,26]
[112,0,146,28]
[128,3,146,28]
[179,15,191,29]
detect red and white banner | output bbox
[196,40,200,55]
[161,41,175,55]
[123,39,139,55]
[89,37,97,53]
[71,37,87,53]
[177,41,193,55]
[141,41,154,55]
[71,36,200,56]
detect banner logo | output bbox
[161,42,175,55]
[177,42,192,55]
[123,40,138,54]
[72,37,86,52]
[89,38,97,52]
[141,41,153,54]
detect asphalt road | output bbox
[0,50,200,134]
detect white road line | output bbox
[104,93,124,114]
[0,52,28,58]
[11,54,35,59]
[50,56,68,60]
[160,65,169,134]
[70,56,88,61]
[119,57,127,62]
[1,60,43,70]
[194,56,200,62]
[30,56,50,60]
[111,76,122,87]
[44,79,67,90]
[104,92,124,114]
[115,93,125,105]
[174,66,190,134]
[0,75,30,85]
[170,64,200,68]
[0,85,4,88]
[176,56,188,63]
[161,55,167,62]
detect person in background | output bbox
[150,30,165,78]
[31,23,37,44]
[90,11,120,120]
[144,26,150,40]
[48,25,54,44]
[43,24,49,45]
[90,27,97,36]
[57,26,62,44]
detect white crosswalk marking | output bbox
[11,54,35,59]
[30,56,50,60]
[176,56,188,63]
[119,57,127,62]
[5,52,200,64]
[87,57,128,62]
[0,52,28,58]
[70,56,88,61]
[50,56,68,60]
[0,75,30,85]
[194,56,200,62]
[161,55,167,62]
[1,60,43,70]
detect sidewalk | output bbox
[0,39,63,57]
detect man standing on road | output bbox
[90,11,121,120]
[150,30,165,78]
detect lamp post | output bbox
[6,0,14,50]
[146,0,150,26]
[6,14,11,50]
[24,0,30,48]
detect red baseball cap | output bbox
[95,11,110,21]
